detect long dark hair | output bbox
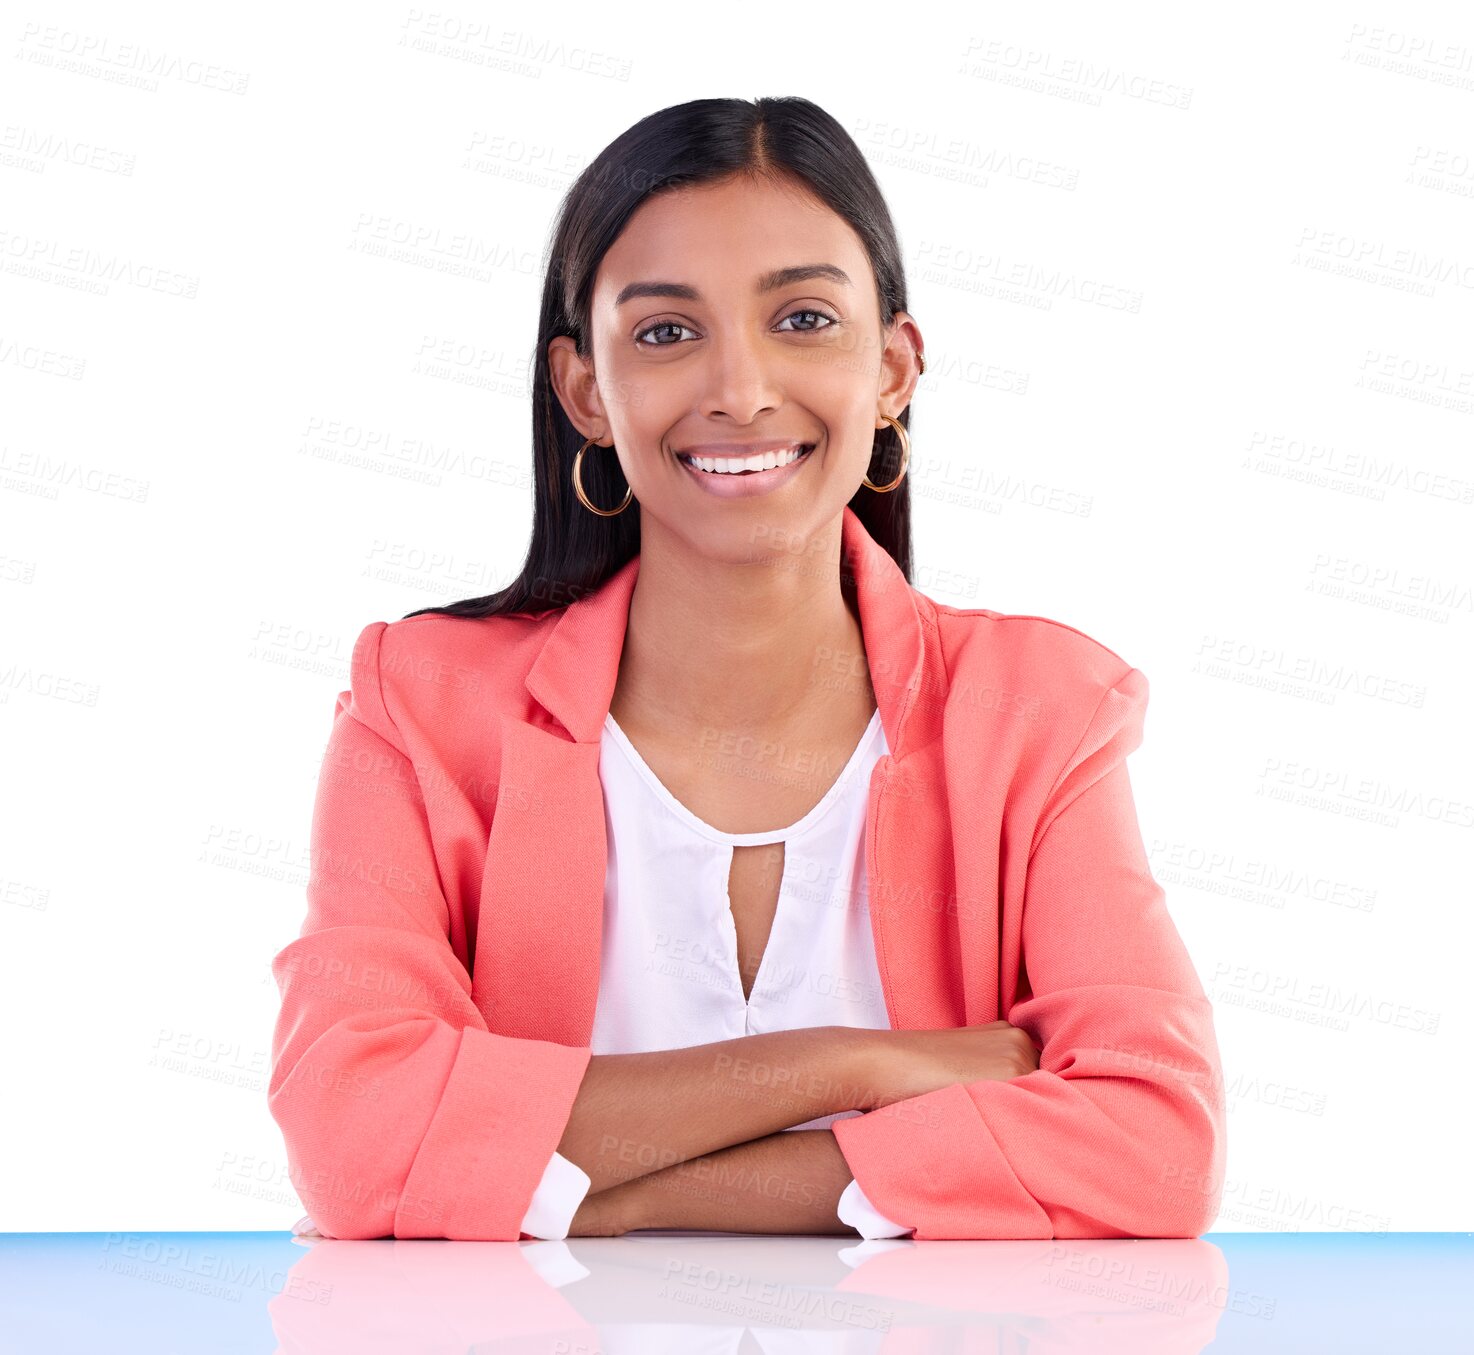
[404,95,915,623]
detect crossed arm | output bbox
[549,1024,879,1236]
[569,1128,859,1236]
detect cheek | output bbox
[832,413,881,464]
[596,371,644,429]
[606,373,682,438]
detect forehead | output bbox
[593,176,869,304]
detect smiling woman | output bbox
[268,96,1225,1245]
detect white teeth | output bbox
[686,445,809,475]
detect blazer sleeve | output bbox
[831,665,1227,1239]
[837,1178,914,1239]
[267,621,593,1240]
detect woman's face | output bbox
[550,173,920,565]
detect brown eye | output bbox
[635,321,696,346]
[776,308,839,333]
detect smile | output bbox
[675,442,816,499]
[675,442,819,501]
[678,444,814,475]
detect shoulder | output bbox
[342,608,559,750]
[930,599,1142,710]
[921,598,1151,815]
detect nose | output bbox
[695,327,784,425]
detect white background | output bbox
[2,1,1470,1232]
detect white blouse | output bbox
[517,703,913,1241]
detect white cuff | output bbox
[836,1176,914,1239]
[519,1150,593,1240]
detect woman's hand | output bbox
[851,1020,1042,1111]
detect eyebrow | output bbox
[614,263,853,308]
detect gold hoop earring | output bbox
[863,414,911,493]
[572,436,633,516]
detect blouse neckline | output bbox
[602,706,885,847]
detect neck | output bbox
[612,514,873,738]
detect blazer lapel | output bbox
[475,506,960,1045]
[473,550,640,1045]
[475,719,610,1045]
[843,511,966,1032]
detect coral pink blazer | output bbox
[269,505,1226,1241]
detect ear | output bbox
[876,311,924,421]
[548,335,610,445]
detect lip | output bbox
[677,441,816,499]
[678,438,812,458]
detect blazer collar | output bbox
[524,505,928,758]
